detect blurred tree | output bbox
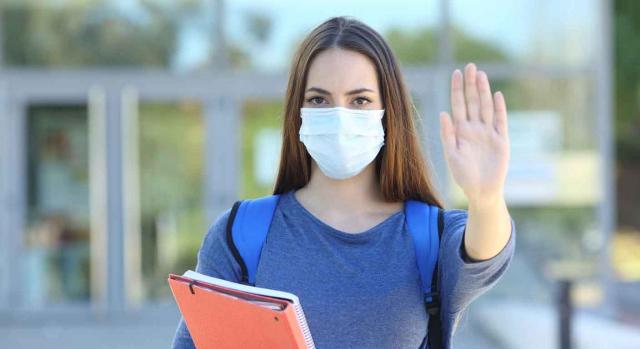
[2,0,187,67]
[385,25,508,65]
[0,0,255,70]
[385,26,439,64]
[614,0,640,231]
[452,27,509,63]
[207,9,272,71]
[225,42,253,70]
[614,0,640,161]
[240,99,283,199]
[244,10,272,44]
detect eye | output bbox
[306,96,326,105]
[354,97,371,106]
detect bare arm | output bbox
[465,194,512,261]
[439,62,512,261]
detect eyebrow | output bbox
[305,87,376,96]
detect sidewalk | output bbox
[8,298,637,348]
[472,299,640,349]
[0,303,502,348]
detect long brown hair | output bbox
[273,16,444,208]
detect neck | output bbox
[298,160,386,214]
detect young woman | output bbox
[172,16,515,349]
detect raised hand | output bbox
[439,63,510,205]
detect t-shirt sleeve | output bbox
[171,207,243,349]
[438,208,516,316]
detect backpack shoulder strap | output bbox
[405,200,440,298]
[405,200,444,349]
[426,207,444,349]
[225,194,281,285]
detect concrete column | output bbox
[204,95,241,221]
[105,86,126,316]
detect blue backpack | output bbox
[224,194,444,349]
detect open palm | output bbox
[439,63,510,203]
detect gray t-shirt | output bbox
[172,189,516,348]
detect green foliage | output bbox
[510,205,598,261]
[138,102,206,299]
[452,27,509,62]
[2,0,187,67]
[0,0,258,70]
[385,25,508,66]
[614,0,640,162]
[385,27,439,65]
[138,102,204,216]
[240,99,284,199]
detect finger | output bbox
[464,63,480,122]
[493,91,509,136]
[450,69,466,125]
[477,70,493,125]
[440,111,458,152]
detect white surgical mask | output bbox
[299,106,385,180]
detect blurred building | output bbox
[0,0,636,348]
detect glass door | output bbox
[10,86,109,313]
[22,103,93,308]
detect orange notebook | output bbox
[168,270,316,349]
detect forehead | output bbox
[305,48,379,92]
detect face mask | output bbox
[299,106,385,180]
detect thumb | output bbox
[439,111,457,153]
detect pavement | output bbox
[1,298,639,348]
[472,299,640,349]
[0,303,181,349]
[0,302,502,349]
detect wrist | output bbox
[467,192,505,210]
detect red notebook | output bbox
[168,270,315,349]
